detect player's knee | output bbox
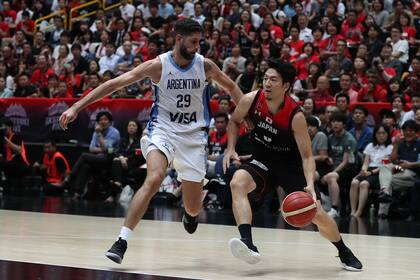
[351,179,359,187]
[230,178,246,195]
[144,171,165,189]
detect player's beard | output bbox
[180,43,195,61]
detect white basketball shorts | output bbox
[140,127,207,182]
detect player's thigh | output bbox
[172,133,207,183]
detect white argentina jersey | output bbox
[147,51,211,134]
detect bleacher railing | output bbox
[69,0,102,31]
[103,0,133,12]
[34,10,67,32]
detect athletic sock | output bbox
[118,226,133,241]
[238,224,255,246]
[332,238,347,253]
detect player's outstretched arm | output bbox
[223,91,257,173]
[204,58,243,104]
[59,59,161,130]
[292,112,316,200]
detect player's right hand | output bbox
[59,107,78,130]
[223,149,240,174]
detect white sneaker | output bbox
[229,238,261,264]
[328,208,339,218]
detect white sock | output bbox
[118,226,133,241]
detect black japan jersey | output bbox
[248,90,302,165]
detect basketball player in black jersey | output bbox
[223,59,363,271]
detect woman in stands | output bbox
[107,120,145,202]
[350,125,392,217]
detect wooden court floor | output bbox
[0,209,419,280]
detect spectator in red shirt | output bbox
[15,11,34,40]
[354,0,367,24]
[208,112,229,161]
[31,55,55,88]
[0,14,10,39]
[319,21,345,60]
[59,63,82,97]
[358,69,387,102]
[398,12,416,46]
[341,10,365,49]
[311,75,334,102]
[295,42,320,80]
[287,25,305,60]
[262,13,284,43]
[353,57,369,91]
[403,55,420,97]
[56,81,73,98]
[2,1,17,28]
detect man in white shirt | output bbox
[119,0,135,22]
[137,0,151,20]
[180,0,194,18]
[298,14,314,43]
[99,43,120,74]
[192,2,206,26]
[16,1,33,24]
[390,26,409,64]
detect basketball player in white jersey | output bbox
[59,19,243,264]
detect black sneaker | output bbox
[377,192,393,203]
[182,213,198,234]
[338,247,363,271]
[105,238,127,264]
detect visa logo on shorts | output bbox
[169,111,197,124]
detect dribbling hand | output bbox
[59,107,79,130]
[223,149,240,174]
[304,185,317,202]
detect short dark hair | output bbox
[402,119,419,132]
[335,93,350,104]
[306,116,320,128]
[352,104,368,116]
[316,105,326,115]
[174,18,202,36]
[266,58,296,90]
[379,108,396,121]
[71,43,82,51]
[390,94,406,106]
[330,112,347,124]
[214,112,229,123]
[96,111,113,122]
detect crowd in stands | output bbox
[1,0,420,220]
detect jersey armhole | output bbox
[247,90,262,117]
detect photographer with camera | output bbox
[0,117,30,189]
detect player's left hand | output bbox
[304,185,317,201]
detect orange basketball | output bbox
[281,191,317,227]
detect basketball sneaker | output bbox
[229,238,261,264]
[182,212,198,234]
[105,238,127,264]
[339,247,363,271]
